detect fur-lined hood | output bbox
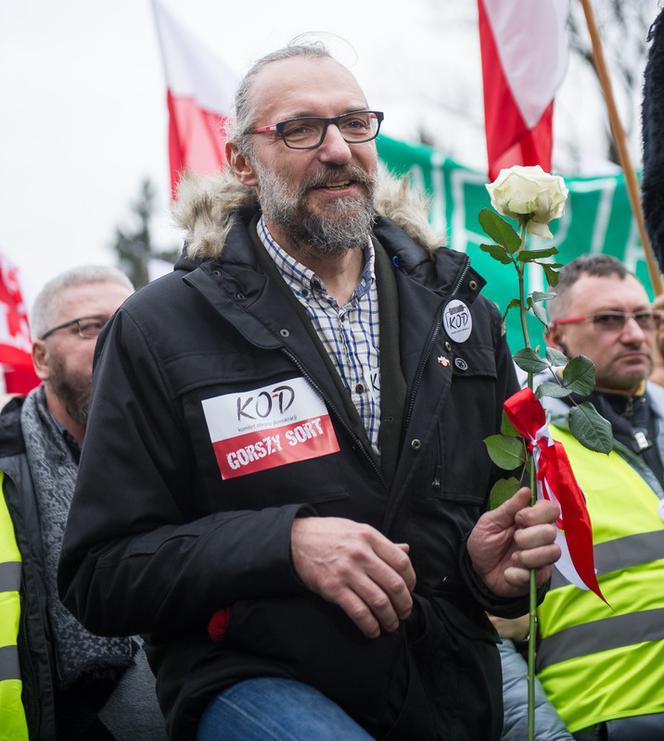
[172,166,444,260]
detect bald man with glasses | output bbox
[499,254,664,741]
[0,265,167,740]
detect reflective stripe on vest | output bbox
[537,426,664,733]
[0,471,29,741]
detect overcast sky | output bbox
[0,0,657,305]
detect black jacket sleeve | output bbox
[58,309,308,637]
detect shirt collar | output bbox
[257,215,375,300]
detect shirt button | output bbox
[301,289,309,298]
[355,383,365,394]
[410,438,422,451]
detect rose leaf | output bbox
[535,381,571,399]
[517,247,559,262]
[479,243,513,265]
[568,403,613,454]
[489,477,522,510]
[478,208,522,252]
[546,347,568,366]
[484,434,526,470]
[562,355,596,396]
[501,410,520,438]
[513,347,549,374]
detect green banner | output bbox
[377,135,651,352]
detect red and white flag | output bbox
[478,0,570,180]
[504,388,606,603]
[152,0,238,197]
[0,257,39,394]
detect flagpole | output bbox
[579,0,663,295]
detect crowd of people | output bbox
[2,35,664,741]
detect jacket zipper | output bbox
[401,254,470,435]
[383,255,470,532]
[281,348,384,485]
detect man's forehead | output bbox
[566,273,649,311]
[56,281,130,319]
[248,56,368,123]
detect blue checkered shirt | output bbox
[257,216,381,453]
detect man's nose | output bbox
[621,315,647,343]
[317,124,353,165]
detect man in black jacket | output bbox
[1,265,165,740]
[58,45,560,741]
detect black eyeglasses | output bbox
[249,110,384,150]
[39,315,110,341]
[552,310,663,332]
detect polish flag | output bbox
[478,0,570,180]
[504,388,606,603]
[0,256,39,394]
[152,0,238,197]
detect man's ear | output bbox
[225,141,259,187]
[32,341,49,381]
[545,324,569,356]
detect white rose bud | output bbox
[485,165,568,240]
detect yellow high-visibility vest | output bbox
[537,426,664,733]
[0,470,28,741]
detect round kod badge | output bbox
[443,299,472,343]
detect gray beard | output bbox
[48,352,91,427]
[255,161,376,256]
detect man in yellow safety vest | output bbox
[500,254,664,740]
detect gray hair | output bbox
[548,254,632,322]
[31,265,133,340]
[226,43,334,157]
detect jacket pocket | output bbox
[438,343,500,505]
[165,350,297,395]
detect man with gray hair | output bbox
[60,46,560,741]
[0,265,165,740]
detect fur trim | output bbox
[173,165,444,259]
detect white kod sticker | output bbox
[443,299,472,343]
[201,376,339,479]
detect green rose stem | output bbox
[515,219,538,741]
[481,169,608,741]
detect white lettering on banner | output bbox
[226,433,283,471]
[285,417,324,446]
[202,377,339,479]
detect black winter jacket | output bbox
[59,210,525,740]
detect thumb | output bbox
[488,486,531,528]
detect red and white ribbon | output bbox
[504,387,606,602]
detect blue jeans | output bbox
[196,677,374,741]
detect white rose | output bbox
[485,165,568,239]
